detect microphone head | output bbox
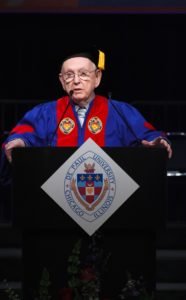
[69,90,73,98]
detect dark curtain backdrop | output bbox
[0,13,186,103]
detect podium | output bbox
[12,145,168,299]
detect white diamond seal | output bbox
[41,138,139,235]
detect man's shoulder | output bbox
[110,98,132,108]
[32,96,70,112]
[31,99,58,111]
[109,98,141,115]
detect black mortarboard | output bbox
[61,45,105,70]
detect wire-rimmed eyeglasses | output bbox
[61,69,97,83]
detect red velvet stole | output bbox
[56,95,109,147]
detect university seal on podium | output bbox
[64,151,116,222]
[41,138,139,235]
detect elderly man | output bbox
[2,46,172,166]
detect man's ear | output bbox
[59,73,66,90]
[95,69,102,88]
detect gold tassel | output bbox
[98,50,105,70]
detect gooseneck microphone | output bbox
[108,92,142,146]
[48,91,73,146]
[69,90,74,98]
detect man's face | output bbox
[59,57,102,104]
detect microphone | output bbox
[108,92,142,146]
[48,93,71,146]
[69,90,73,97]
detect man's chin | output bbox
[72,95,86,103]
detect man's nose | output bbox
[73,73,80,83]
